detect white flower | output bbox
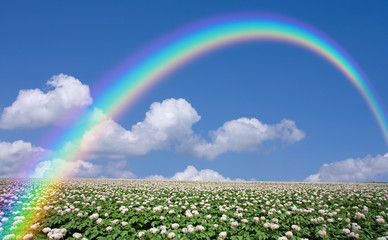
[342,229,351,234]
[96,218,103,224]
[153,206,163,212]
[219,231,227,239]
[196,225,205,231]
[352,223,361,231]
[355,212,365,219]
[106,226,112,231]
[231,221,238,229]
[270,224,279,230]
[47,228,65,239]
[138,231,145,238]
[292,225,301,231]
[23,234,33,239]
[318,230,326,237]
[89,213,99,220]
[172,223,179,229]
[30,223,39,230]
[187,225,194,233]
[168,232,176,239]
[350,232,359,238]
[168,210,175,214]
[3,234,15,240]
[73,233,82,239]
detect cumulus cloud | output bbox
[77,98,304,160]
[146,165,231,181]
[105,160,136,179]
[179,118,305,159]
[79,98,201,158]
[0,74,92,129]
[305,153,388,182]
[0,140,46,177]
[32,159,136,179]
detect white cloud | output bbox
[79,98,200,158]
[78,98,304,160]
[0,96,304,178]
[105,160,136,179]
[146,165,231,181]
[33,159,101,178]
[32,159,135,179]
[0,140,46,177]
[179,118,305,159]
[305,153,388,182]
[0,74,92,129]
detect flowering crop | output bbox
[0,179,387,239]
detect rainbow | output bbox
[88,12,388,151]
[3,12,388,238]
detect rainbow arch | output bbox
[44,13,388,178]
[93,13,388,150]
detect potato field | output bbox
[0,179,387,240]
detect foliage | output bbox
[0,179,387,239]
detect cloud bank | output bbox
[33,162,230,181]
[0,140,46,177]
[179,118,305,159]
[0,74,92,129]
[33,159,135,179]
[0,75,306,178]
[305,153,388,182]
[80,98,201,158]
[146,165,231,181]
[79,98,305,160]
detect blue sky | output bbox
[1,0,388,182]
